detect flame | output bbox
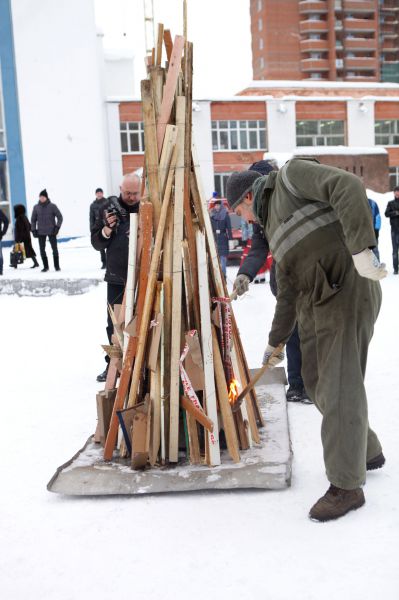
[228,379,240,405]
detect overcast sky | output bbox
[94,0,253,98]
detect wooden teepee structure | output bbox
[95,23,264,470]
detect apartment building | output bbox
[251,0,399,83]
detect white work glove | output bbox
[262,344,285,368]
[352,249,387,281]
[233,274,250,296]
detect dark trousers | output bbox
[391,230,399,272]
[286,323,304,389]
[100,248,106,266]
[38,234,59,267]
[0,240,3,274]
[372,229,380,261]
[105,283,125,363]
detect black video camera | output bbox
[103,196,128,232]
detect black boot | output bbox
[31,257,39,268]
[53,254,60,271]
[41,256,49,272]
[96,365,109,382]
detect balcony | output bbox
[300,38,330,52]
[344,56,379,70]
[381,1,399,11]
[344,37,377,50]
[343,17,377,32]
[382,41,399,52]
[381,24,399,38]
[342,1,376,12]
[299,1,328,14]
[301,58,330,71]
[299,19,329,33]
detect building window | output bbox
[259,57,265,69]
[120,121,145,153]
[257,0,263,11]
[389,166,399,190]
[296,120,345,146]
[375,120,399,146]
[259,37,264,50]
[211,120,267,151]
[214,172,233,198]
[258,18,263,31]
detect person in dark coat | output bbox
[0,208,9,275]
[91,173,141,382]
[89,187,106,269]
[31,189,63,272]
[233,160,311,404]
[384,186,399,274]
[210,199,232,277]
[13,204,39,268]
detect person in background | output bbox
[31,189,63,272]
[91,173,141,382]
[384,186,399,274]
[90,187,106,269]
[0,207,9,275]
[368,198,381,260]
[226,159,386,522]
[241,218,253,244]
[210,198,232,278]
[14,204,39,268]
[233,160,311,404]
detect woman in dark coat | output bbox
[210,200,232,277]
[14,204,39,268]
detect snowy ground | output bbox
[1,219,398,599]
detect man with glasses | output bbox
[91,173,141,382]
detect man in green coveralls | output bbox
[226,158,387,522]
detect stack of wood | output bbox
[95,25,264,470]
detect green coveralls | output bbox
[253,158,383,490]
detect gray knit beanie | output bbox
[226,171,262,209]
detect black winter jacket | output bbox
[91,195,140,285]
[210,206,232,257]
[0,209,9,240]
[31,199,63,236]
[237,223,268,280]
[385,198,399,233]
[89,198,106,232]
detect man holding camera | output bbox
[91,172,141,382]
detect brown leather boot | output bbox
[309,485,365,522]
[366,452,385,471]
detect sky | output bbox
[94,0,253,98]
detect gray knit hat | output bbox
[226,171,262,209]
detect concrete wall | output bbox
[11,0,109,238]
[347,99,375,147]
[266,99,297,152]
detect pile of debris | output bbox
[95,26,264,470]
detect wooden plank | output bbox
[127,149,178,411]
[141,79,161,230]
[149,66,164,128]
[211,326,240,463]
[156,35,184,157]
[160,285,167,464]
[103,204,153,461]
[163,29,173,62]
[124,214,138,356]
[168,96,186,463]
[196,230,221,466]
[182,240,194,329]
[149,283,162,466]
[162,203,174,462]
[159,124,178,194]
[156,23,164,66]
[186,413,201,464]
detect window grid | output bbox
[120,121,145,153]
[296,119,345,146]
[214,172,233,198]
[211,120,267,151]
[375,120,399,146]
[389,166,399,190]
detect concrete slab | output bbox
[47,367,292,496]
[0,277,102,296]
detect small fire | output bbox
[228,379,240,405]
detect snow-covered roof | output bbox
[244,80,399,90]
[294,146,388,156]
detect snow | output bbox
[246,80,399,90]
[1,223,398,599]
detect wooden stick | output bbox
[156,23,164,66]
[127,149,178,411]
[149,283,162,466]
[141,79,161,230]
[163,29,173,62]
[233,344,285,411]
[211,326,240,463]
[186,412,201,464]
[156,36,185,157]
[180,395,214,433]
[124,213,138,355]
[169,96,186,463]
[196,230,221,466]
